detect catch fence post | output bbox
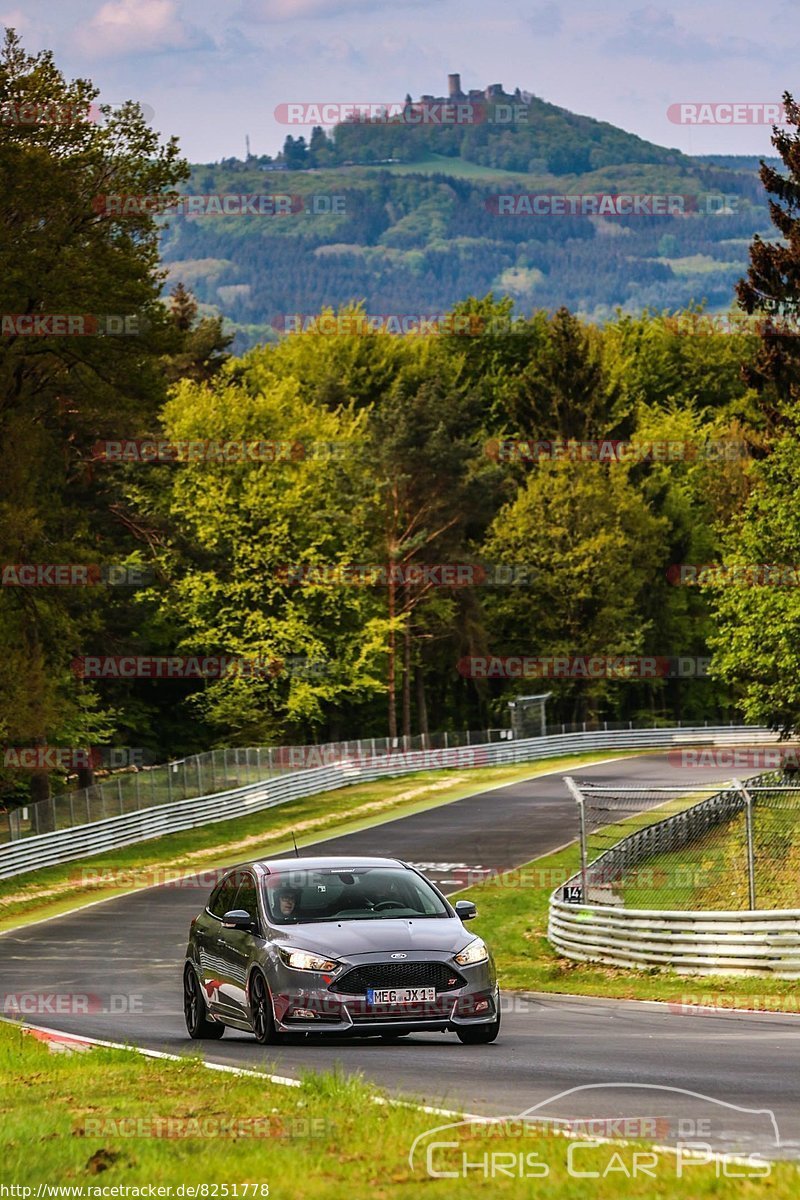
[565,776,589,902]
[733,778,757,910]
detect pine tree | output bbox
[170,282,198,332]
[163,283,232,383]
[308,125,329,166]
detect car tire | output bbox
[250,970,280,1045]
[184,964,224,1040]
[456,1012,501,1045]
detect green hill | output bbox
[160,80,771,350]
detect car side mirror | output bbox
[455,900,477,921]
[222,908,256,932]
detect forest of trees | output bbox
[3,32,800,810]
[161,159,769,353]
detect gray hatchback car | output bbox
[184,855,500,1044]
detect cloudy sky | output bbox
[4,0,796,161]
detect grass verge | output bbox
[0,751,640,933]
[1,1022,796,1195]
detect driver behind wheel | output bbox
[275,886,300,921]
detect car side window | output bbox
[208,874,239,918]
[234,873,259,923]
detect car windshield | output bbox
[262,867,450,923]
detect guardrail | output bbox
[548,900,800,978]
[548,768,800,977]
[0,724,776,880]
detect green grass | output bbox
[0,751,641,933]
[378,153,533,180]
[1,1022,796,1194]
[655,253,741,275]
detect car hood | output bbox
[272,917,471,957]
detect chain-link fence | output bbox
[564,771,800,911]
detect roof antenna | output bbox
[291,830,300,858]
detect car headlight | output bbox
[278,947,340,972]
[454,937,489,966]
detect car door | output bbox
[213,870,261,1019]
[199,872,241,1017]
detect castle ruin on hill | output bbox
[415,74,527,106]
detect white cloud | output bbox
[1,8,31,28]
[527,2,563,36]
[244,0,432,21]
[76,0,210,58]
[604,7,759,63]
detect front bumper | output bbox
[263,952,498,1035]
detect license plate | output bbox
[366,987,436,1005]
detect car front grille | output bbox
[330,961,466,995]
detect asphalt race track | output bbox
[3,752,800,1161]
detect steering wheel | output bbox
[372,900,405,911]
